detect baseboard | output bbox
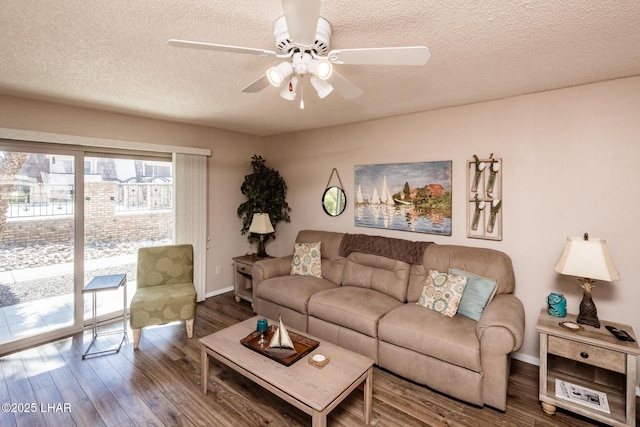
[205,286,233,299]
[511,351,640,397]
[512,351,539,366]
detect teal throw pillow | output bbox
[449,267,498,321]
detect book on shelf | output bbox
[555,379,610,414]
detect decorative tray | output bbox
[240,325,320,366]
[559,321,584,332]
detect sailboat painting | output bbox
[354,161,452,236]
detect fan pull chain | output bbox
[299,76,305,109]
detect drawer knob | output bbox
[580,352,589,359]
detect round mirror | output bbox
[322,186,346,216]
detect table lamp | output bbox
[553,232,620,328]
[248,213,274,258]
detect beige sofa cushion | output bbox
[407,244,515,302]
[295,230,345,284]
[296,230,344,259]
[379,303,482,372]
[308,286,404,337]
[256,275,339,314]
[342,252,411,302]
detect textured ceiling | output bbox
[1,0,639,136]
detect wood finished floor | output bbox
[0,292,636,426]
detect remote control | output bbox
[605,325,635,342]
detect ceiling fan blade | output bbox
[168,39,276,57]
[328,71,363,100]
[241,75,271,93]
[281,0,321,48]
[328,46,430,65]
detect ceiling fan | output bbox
[168,0,430,108]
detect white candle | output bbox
[312,354,326,362]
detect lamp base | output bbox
[256,238,268,258]
[576,288,600,328]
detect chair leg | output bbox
[133,328,141,349]
[186,319,194,338]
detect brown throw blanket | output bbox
[339,233,431,265]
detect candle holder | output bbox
[256,318,268,346]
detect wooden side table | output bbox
[232,255,270,306]
[537,308,639,426]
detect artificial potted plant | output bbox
[237,155,291,256]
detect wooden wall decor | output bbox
[467,154,502,240]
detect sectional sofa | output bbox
[252,230,525,410]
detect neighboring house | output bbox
[18,156,171,183]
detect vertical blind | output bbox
[173,153,208,301]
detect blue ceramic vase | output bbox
[547,292,567,317]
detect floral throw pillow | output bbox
[290,242,322,278]
[417,270,468,317]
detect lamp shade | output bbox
[553,235,620,281]
[248,213,274,234]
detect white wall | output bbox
[0,95,263,296]
[263,76,640,374]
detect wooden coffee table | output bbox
[200,316,374,426]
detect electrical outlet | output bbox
[215,265,221,275]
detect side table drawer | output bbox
[548,335,626,373]
[236,262,252,275]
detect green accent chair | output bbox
[130,244,196,349]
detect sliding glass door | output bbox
[0,147,81,351]
[0,143,174,354]
[83,155,173,324]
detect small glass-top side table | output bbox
[81,273,128,359]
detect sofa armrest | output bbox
[252,256,293,289]
[476,293,525,353]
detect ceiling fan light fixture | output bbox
[313,59,333,80]
[266,61,294,87]
[169,2,429,106]
[280,75,299,100]
[310,75,333,99]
